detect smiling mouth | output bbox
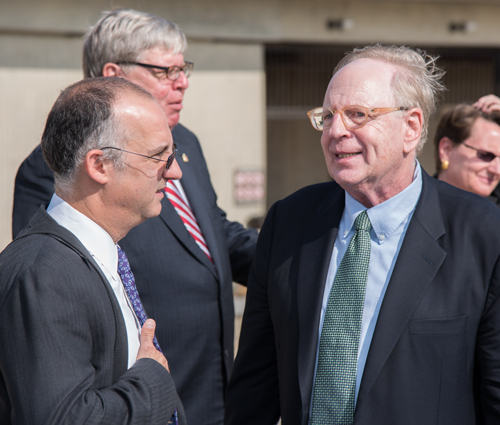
[479,175,497,184]
[336,153,361,158]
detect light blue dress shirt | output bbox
[309,162,423,419]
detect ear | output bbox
[403,108,423,154]
[84,149,111,185]
[438,137,454,162]
[102,63,124,78]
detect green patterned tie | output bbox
[310,210,372,425]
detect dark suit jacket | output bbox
[12,143,53,238]
[0,207,186,425]
[225,171,500,425]
[12,124,258,424]
[488,183,500,208]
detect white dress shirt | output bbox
[47,193,141,369]
[310,161,423,419]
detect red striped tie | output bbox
[165,180,213,263]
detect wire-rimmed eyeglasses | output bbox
[101,143,178,169]
[463,143,499,162]
[307,105,409,131]
[117,61,193,81]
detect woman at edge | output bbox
[474,94,500,206]
[435,102,500,204]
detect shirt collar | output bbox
[343,161,422,243]
[46,193,118,275]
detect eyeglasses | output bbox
[463,143,499,162]
[307,105,409,131]
[101,143,178,169]
[118,61,193,81]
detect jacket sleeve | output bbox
[0,242,184,425]
[219,206,258,285]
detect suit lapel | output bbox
[356,172,447,411]
[297,185,345,415]
[22,207,129,381]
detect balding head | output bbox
[41,76,154,193]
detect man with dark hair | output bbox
[12,9,257,425]
[0,77,186,424]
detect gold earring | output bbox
[441,160,449,171]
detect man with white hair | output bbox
[0,77,186,424]
[225,45,500,425]
[13,10,257,424]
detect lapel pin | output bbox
[182,153,189,163]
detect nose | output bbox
[326,111,350,139]
[173,71,189,90]
[164,158,182,180]
[487,156,500,176]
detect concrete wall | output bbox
[2,0,500,249]
[180,41,266,228]
[0,5,266,251]
[3,0,500,45]
[0,66,82,249]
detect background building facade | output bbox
[1,0,500,250]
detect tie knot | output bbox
[117,245,132,274]
[354,210,372,232]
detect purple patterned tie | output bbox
[116,245,178,425]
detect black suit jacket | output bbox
[225,171,500,425]
[12,143,53,238]
[12,124,258,424]
[0,207,186,425]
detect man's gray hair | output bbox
[334,44,446,154]
[83,9,188,79]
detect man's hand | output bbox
[137,319,170,372]
[473,94,500,113]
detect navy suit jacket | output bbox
[12,124,258,425]
[225,171,500,425]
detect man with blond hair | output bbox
[13,10,257,425]
[225,45,500,424]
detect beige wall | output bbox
[2,0,500,46]
[0,41,266,251]
[2,0,500,250]
[181,70,266,226]
[0,68,266,251]
[0,68,82,249]
[0,4,268,251]
[275,0,500,46]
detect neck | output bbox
[56,189,130,244]
[345,161,417,208]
